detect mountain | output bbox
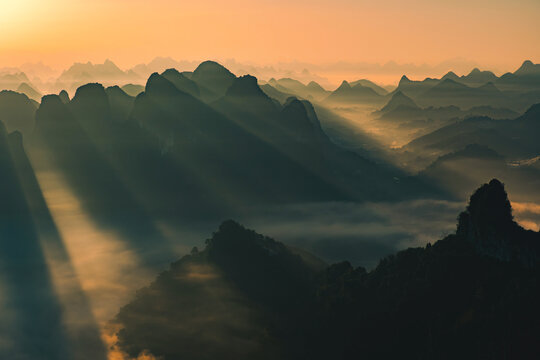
[392,75,439,99]
[105,85,135,122]
[306,81,330,98]
[0,72,31,91]
[419,78,505,108]
[324,80,383,105]
[460,68,498,86]
[267,78,330,101]
[0,90,37,136]
[513,60,540,77]
[260,83,295,103]
[374,96,517,136]
[441,71,460,81]
[403,103,540,162]
[55,60,141,90]
[497,60,540,91]
[420,144,507,198]
[161,68,200,98]
[190,60,236,101]
[420,143,540,202]
[377,90,419,114]
[31,89,173,261]
[113,180,540,360]
[131,72,345,209]
[120,83,144,97]
[16,82,42,101]
[58,89,70,103]
[213,75,436,201]
[457,179,540,264]
[0,120,101,360]
[114,220,319,360]
[349,79,388,95]
[391,62,540,111]
[129,57,199,79]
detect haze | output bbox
[1,0,539,84]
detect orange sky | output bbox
[0,0,539,74]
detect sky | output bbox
[0,0,539,81]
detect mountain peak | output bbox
[442,71,459,80]
[73,82,106,98]
[515,60,539,76]
[336,80,351,91]
[521,103,540,120]
[58,90,70,104]
[307,81,325,91]
[225,75,266,98]
[145,72,179,96]
[380,90,418,113]
[467,179,512,222]
[399,75,411,84]
[193,61,235,79]
[457,179,516,251]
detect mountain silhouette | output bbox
[58,89,70,103]
[404,103,540,162]
[324,80,383,104]
[114,180,540,360]
[461,68,498,86]
[161,68,200,97]
[0,90,37,136]
[378,90,419,113]
[213,74,437,201]
[55,60,142,91]
[16,82,42,101]
[349,79,388,95]
[267,78,330,101]
[120,83,144,97]
[0,72,31,91]
[190,60,236,101]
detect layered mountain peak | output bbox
[72,82,107,101]
[307,81,325,91]
[58,90,70,104]
[515,59,539,76]
[71,83,110,115]
[191,61,236,100]
[145,72,179,96]
[161,68,200,97]
[35,94,72,130]
[442,71,459,80]
[381,90,418,112]
[464,179,513,229]
[16,82,41,101]
[522,102,540,119]
[336,80,351,91]
[209,219,287,255]
[399,75,411,84]
[192,61,235,81]
[225,75,267,98]
[455,179,540,265]
[40,94,64,108]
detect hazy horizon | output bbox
[0,57,537,89]
[1,0,539,85]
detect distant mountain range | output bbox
[16,61,440,229]
[403,103,540,162]
[0,59,538,114]
[373,90,519,133]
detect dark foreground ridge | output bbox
[114,179,540,360]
